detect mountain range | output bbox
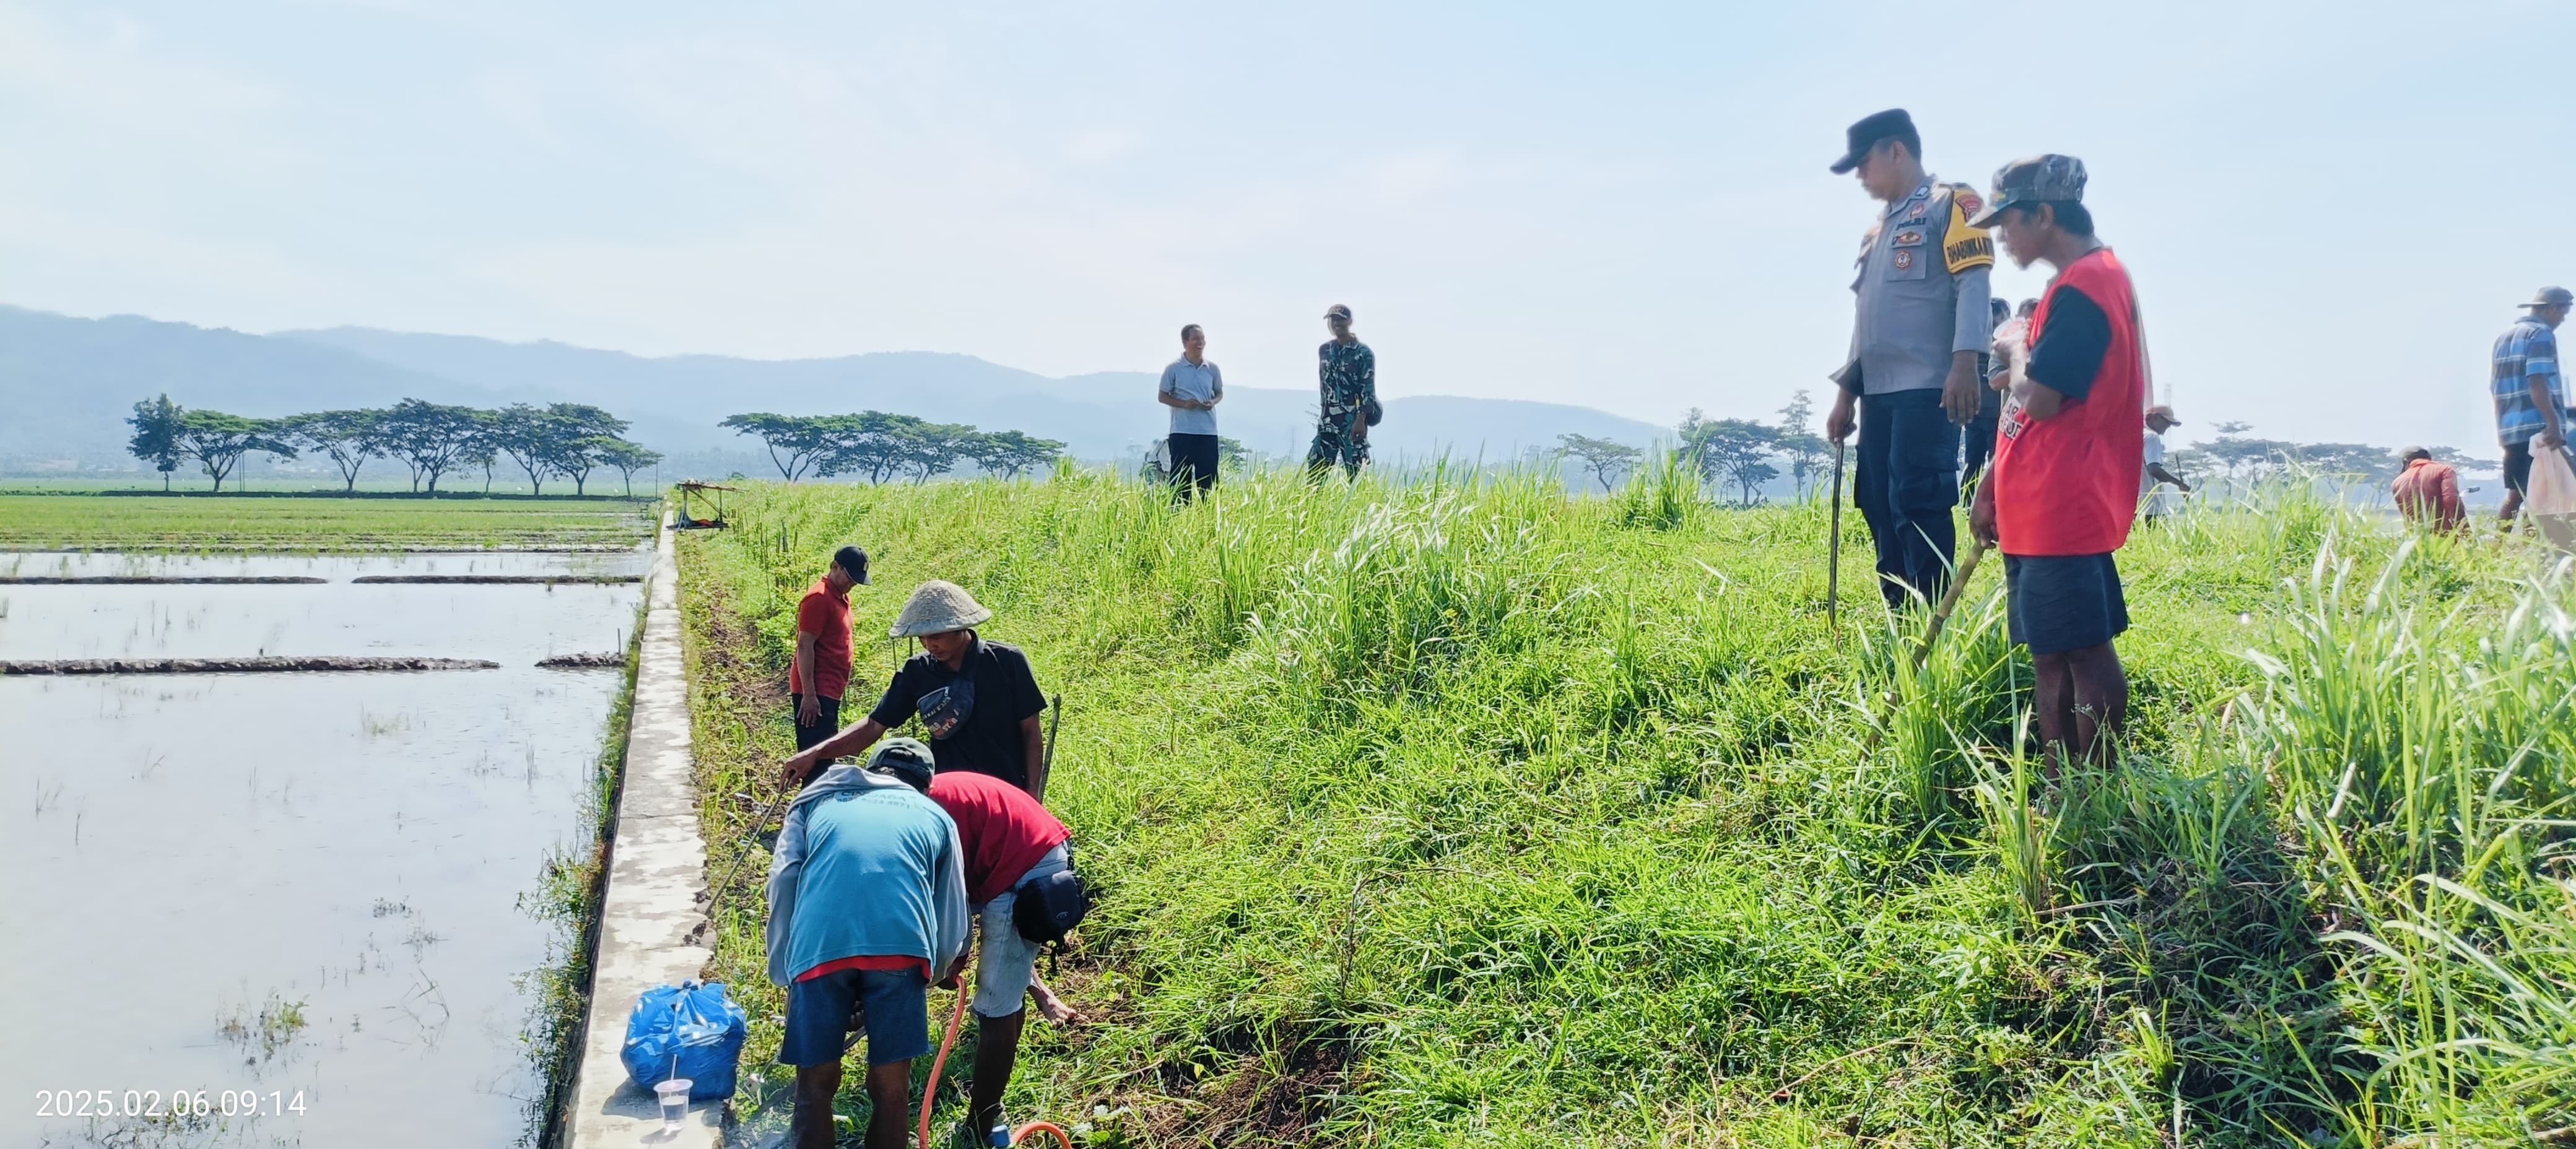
[0,305,1671,475]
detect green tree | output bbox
[489,404,566,495]
[720,413,834,481]
[1679,415,1780,505]
[282,409,388,493]
[380,399,489,494]
[173,410,296,492]
[821,412,929,483]
[968,429,1066,480]
[1772,391,1833,498]
[593,438,664,498]
[541,404,632,495]
[1556,433,1643,493]
[126,394,185,491]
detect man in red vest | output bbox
[1969,154,2144,765]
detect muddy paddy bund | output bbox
[6,545,649,1148]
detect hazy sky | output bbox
[4,1,2569,452]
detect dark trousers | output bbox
[1853,388,1959,610]
[1167,433,1219,499]
[1960,412,1999,493]
[791,693,841,753]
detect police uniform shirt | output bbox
[1835,180,1995,396]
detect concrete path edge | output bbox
[565,516,724,1146]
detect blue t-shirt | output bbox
[1160,357,1221,436]
[2493,314,2565,447]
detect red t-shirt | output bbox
[929,771,1070,905]
[788,579,853,700]
[1991,247,2146,557]
[796,953,930,982]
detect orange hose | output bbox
[918,976,972,1149]
[916,966,1072,1148]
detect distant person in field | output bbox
[791,545,869,753]
[766,738,967,1149]
[2391,446,2468,533]
[1961,296,2009,489]
[1158,324,1224,500]
[785,580,1052,797]
[1970,154,2143,765]
[1306,304,1377,480]
[2140,405,2190,522]
[925,766,1083,1138]
[2492,286,2574,524]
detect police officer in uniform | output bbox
[1823,108,1995,610]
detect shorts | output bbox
[778,965,928,1067]
[2004,552,2129,656]
[2504,441,2533,496]
[971,844,1069,1018]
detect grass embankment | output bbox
[521,590,653,1147]
[677,467,2574,1147]
[0,493,656,550]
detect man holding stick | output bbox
[1969,154,2146,765]
[1823,109,1995,611]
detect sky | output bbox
[3,0,2571,454]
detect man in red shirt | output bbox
[790,545,868,752]
[926,769,1082,1139]
[2390,447,2468,533]
[1968,155,2143,765]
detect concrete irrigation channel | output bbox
[4,546,650,1148]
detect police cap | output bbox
[1829,109,1918,175]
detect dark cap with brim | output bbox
[1830,108,1915,175]
[1967,154,2089,228]
[2522,286,2575,309]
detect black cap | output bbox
[2522,286,2575,310]
[832,544,869,584]
[1830,109,1917,175]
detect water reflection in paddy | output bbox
[1,553,643,1148]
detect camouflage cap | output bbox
[1323,303,1353,321]
[1966,154,2087,229]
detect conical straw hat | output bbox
[889,579,992,637]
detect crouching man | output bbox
[927,768,1085,1139]
[767,739,968,1149]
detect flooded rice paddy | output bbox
[4,551,647,1148]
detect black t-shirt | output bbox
[2026,285,2112,403]
[869,637,1046,789]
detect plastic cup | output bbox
[655,1078,692,1130]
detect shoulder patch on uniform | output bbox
[1943,184,1994,274]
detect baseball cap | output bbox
[2521,287,2575,309]
[1323,304,1353,321]
[864,737,935,791]
[2145,404,2180,425]
[1967,154,2088,229]
[832,544,869,584]
[1829,109,1916,175]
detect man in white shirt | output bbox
[1157,324,1224,500]
[2141,405,2189,522]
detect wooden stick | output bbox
[1826,442,1848,631]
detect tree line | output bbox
[720,412,1066,483]
[125,396,663,495]
[1556,391,2484,505]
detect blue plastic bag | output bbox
[620,980,749,1101]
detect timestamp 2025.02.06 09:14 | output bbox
[35,1089,308,1119]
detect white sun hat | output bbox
[888,579,993,638]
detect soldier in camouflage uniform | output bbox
[1307,303,1377,480]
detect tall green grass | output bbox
[677,467,2572,1147]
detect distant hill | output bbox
[0,305,1671,473]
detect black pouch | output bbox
[1011,866,1092,947]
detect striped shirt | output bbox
[2492,315,2565,447]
